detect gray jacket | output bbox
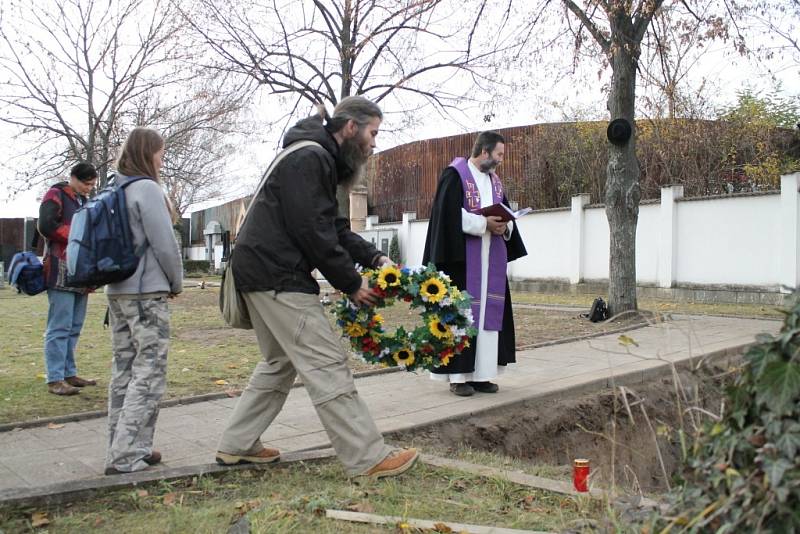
[105,175,183,297]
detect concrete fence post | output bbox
[658,185,684,288]
[780,172,800,293]
[569,194,591,284]
[365,215,379,231]
[400,212,416,264]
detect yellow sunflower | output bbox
[393,348,415,366]
[428,317,452,339]
[376,266,402,289]
[420,277,447,303]
[373,313,384,324]
[344,322,368,337]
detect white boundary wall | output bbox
[363,173,800,293]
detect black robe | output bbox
[422,166,528,375]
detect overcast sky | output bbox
[1,4,798,219]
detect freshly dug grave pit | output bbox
[389,356,740,493]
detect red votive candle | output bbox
[573,459,590,492]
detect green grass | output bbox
[0,457,608,533]
[512,292,785,319]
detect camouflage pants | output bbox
[105,297,170,472]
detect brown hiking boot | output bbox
[144,450,162,465]
[65,376,97,387]
[215,447,281,465]
[48,380,80,396]
[362,448,419,478]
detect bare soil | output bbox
[389,358,736,493]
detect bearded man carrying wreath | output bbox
[422,131,527,397]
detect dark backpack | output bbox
[65,175,148,288]
[8,251,46,295]
[584,297,609,323]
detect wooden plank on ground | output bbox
[325,509,554,534]
[420,454,660,509]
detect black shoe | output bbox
[450,383,474,397]
[468,381,499,393]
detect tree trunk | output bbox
[605,37,641,314]
[337,0,354,220]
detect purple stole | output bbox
[450,157,506,331]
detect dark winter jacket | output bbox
[37,182,89,293]
[232,115,385,295]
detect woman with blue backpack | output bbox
[37,163,99,396]
[103,127,183,475]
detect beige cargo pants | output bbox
[217,291,391,475]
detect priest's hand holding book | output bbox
[486,216,508,236]
[479,203,532,222]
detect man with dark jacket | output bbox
[215,96,418,479]
[38,162,99,396]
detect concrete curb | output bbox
[0,448,337,510]
[0,366,402,433]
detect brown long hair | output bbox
[117,127,177,222]
[117,127,164,181]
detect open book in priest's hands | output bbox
[478,203,532,222]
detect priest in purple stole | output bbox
[423,131,527,397]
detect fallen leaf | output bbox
[346,502,374,513]
[225,389,242,398]
[31,511,50,528]
[215,379,228,385]
[181,368,190,372]
[227,364,239,369]
[163,492,177,506]
[94,516,105,527]
[36,373,46,380]
[433,523,453,533]
[618,334,639,347]
[137,490,149,497]
[47,422,65,430]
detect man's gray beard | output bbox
[479,158,499,174]
[338,136,369,191]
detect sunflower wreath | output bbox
[333,263,477,372]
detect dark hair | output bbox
[70,162,98,182]
[471,131,505,158]
[116,127,165,182]
[322,96,383,133]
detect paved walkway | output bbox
[0,314,781,503]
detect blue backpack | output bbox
[65,175,148,288]
[8,251,46,295]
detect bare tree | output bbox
[179,0,515,212]
[0,0,187,187]
[638,1,725,119]
[130,82,250,218]
[557,0,664,314]
[507,0,760,314]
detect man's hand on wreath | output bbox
[376,255,395,267]
[350,276,379,307]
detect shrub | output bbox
[655,294,800,532]
[389,234,400,263]
[184,259,211,276]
